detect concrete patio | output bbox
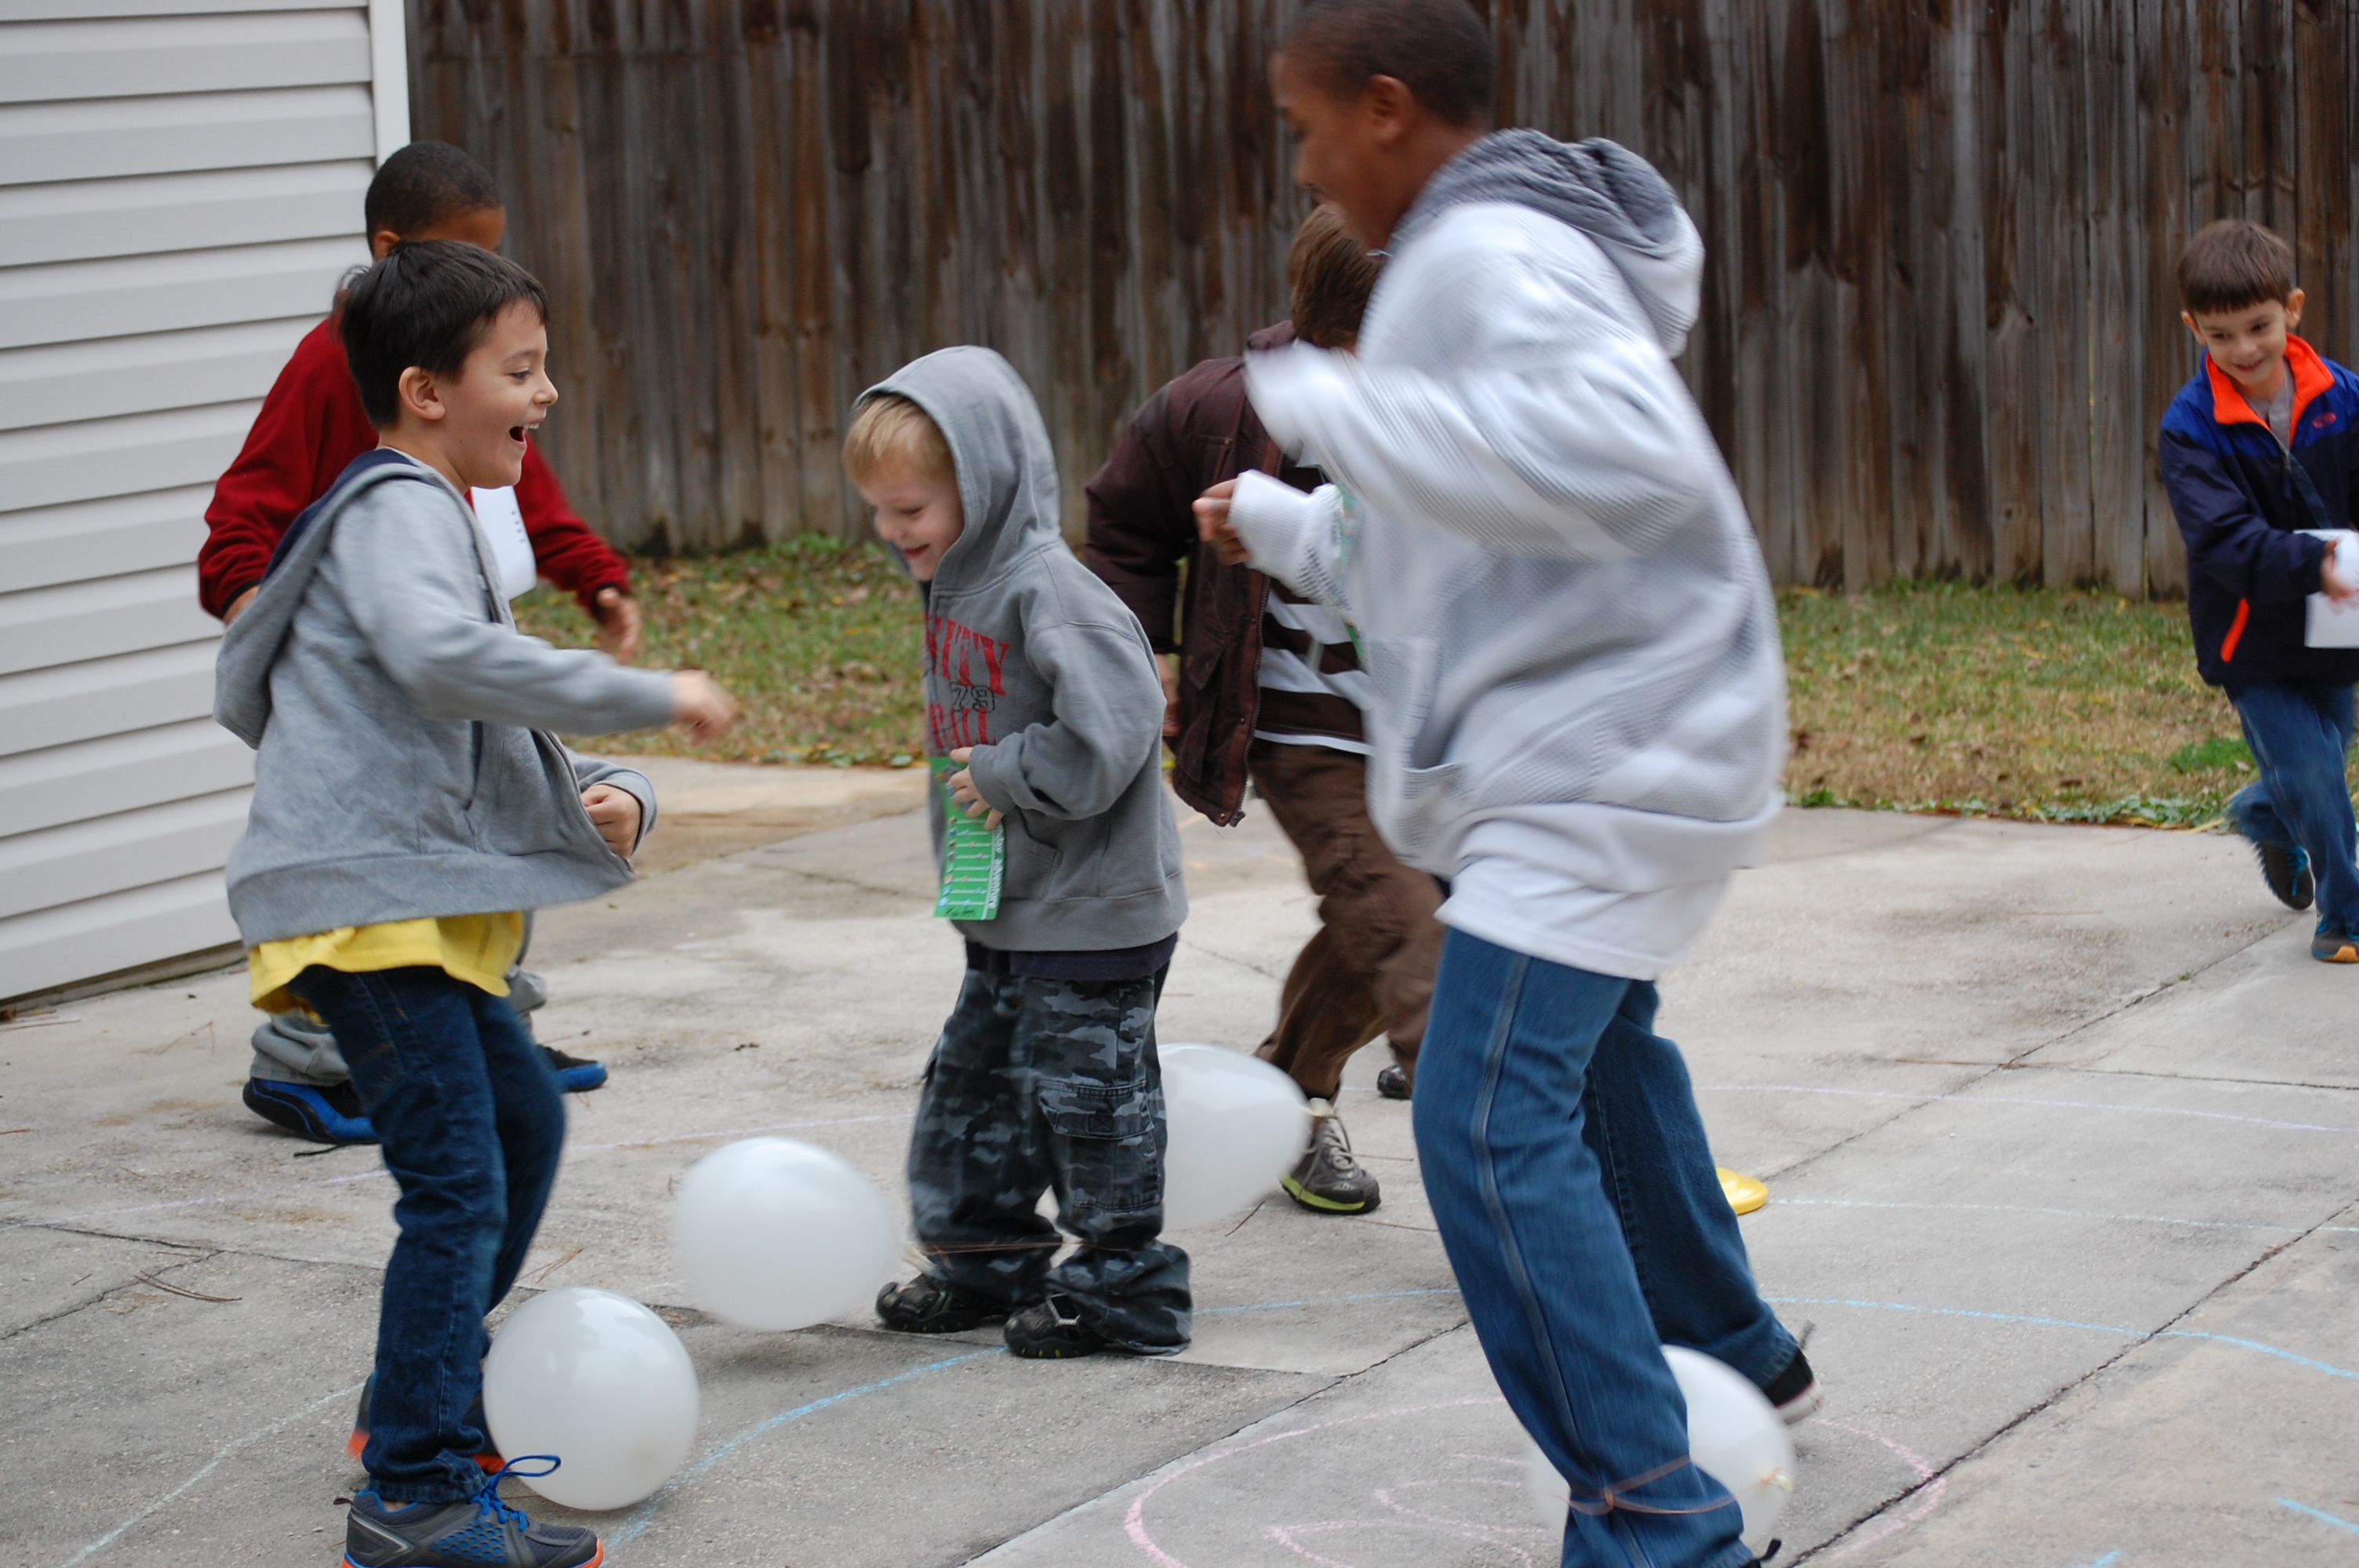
[4,763,2353,1567]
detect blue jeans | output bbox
[289,965,566,1502]
[1413,931,1787,1568]
[2228,681,2359,929]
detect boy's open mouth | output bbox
[509,425,529,443]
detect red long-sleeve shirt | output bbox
[198,318,631,620]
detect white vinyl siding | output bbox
[0,0,398,1000]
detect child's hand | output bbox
[946,747,1005,829]
[593,588,645,662]
[669,671,737,743]
[1193,479,1249,565]
[2328,536,2359,605]
[581,783,643,858]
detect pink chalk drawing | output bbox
[1122,1399,1517,1568]
[1812,1418,1948,1559]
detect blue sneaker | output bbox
[343,1458,600,1567]
[2313,922,2358,964]
[242,1077,377,1145]
[540,1047,607,1093]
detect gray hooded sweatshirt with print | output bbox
[857,347,1187,953]
[213,451,673,946]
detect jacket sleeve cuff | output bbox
[1230,470,1346,605]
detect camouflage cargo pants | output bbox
[907,966,1191,1352]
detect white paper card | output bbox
[2302,530,2359,647]
[471,485,539,601]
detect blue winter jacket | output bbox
[2158,335,2359,688]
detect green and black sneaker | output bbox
[1281,1100,1381,1214]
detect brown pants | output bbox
[1248,739,1445,1100]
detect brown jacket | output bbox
[1085,322,1362,825]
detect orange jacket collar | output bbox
[2207,333,2334,435]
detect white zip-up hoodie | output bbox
[1229,132,1785,979]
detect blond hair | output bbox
[1286,202,1383,350]
[843,394,954,485]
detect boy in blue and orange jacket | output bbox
[2159,219,2359,961]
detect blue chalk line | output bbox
[2280,1497,2359,1536]
[612,1348,999,1544]
[2078,1554,2121,1567]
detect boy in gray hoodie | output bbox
[849,347,1192,1359]
[214,241,732,1568]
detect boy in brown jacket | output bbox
[1084,205,1441,1215]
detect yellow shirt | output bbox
[248,913,526,1014]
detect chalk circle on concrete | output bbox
[1158,1043,1312,1230]
[482,1286,700,1511]
[1521,1347,1794,1547]
[674,1135,900,1330]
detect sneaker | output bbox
[1375,1064,1412,1101]
[1002,1294,1183,1359]
[1281,1099,1381,1214]
[342,1458,599,1567]
[1761,1346,1823,1425]
[2254,839,2316,910]
[875,1276,1009,1334]
[540,1046,607,1093]
[243,1077,377,1145]
[2313,923,2359,964]
[347,1377,503,1475]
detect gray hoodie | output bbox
[858,348,1187,953]
[213,451,674,945]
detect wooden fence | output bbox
[411,0,2359,593]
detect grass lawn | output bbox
[518,543,2352,826]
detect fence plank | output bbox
[410,0,2355,591]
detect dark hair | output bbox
[1288,203,1383,349]
[2178,219,2296,315]
[339,241,548,428]
[1279,0,1495,128]
[365,140,503,238]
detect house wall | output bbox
[0,0,403,1001]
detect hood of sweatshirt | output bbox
[856,347,1065,594]
[1394,130,1703,357]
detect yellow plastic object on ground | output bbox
[1718,1167,1768,1215]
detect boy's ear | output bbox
[2286,287,2306,333]
[396,365,447,425]
[2180,309,2205,346]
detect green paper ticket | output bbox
[932,756,1005,920]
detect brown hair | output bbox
[2178,219,2296,315]
[842,394,954,485]
[1287,203,1383,350]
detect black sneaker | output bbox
[1001,1294,1183,1359]
[2255,839,2316,910]
[1375,1064,1412,1101]
[1761,1345,1823,1425]
[243,1077,377,1145]
[875,1276,1009,1334]
[540,1046,607,1093]
[347,1376,503,1475]
[2313,923,2359,964]
[341,1458,599,1567]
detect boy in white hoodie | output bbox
[1196,4,1809,1564]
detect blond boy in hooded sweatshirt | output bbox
[847,347,1192,1359]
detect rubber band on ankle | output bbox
[1562,1455,1738,1518]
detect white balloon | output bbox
[1157,1044,1310,1230]
[674,1137,900,1331]
[1521,1345,1797,1544]
[482,1287,699,1512]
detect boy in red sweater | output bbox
[206,142,633,1142]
